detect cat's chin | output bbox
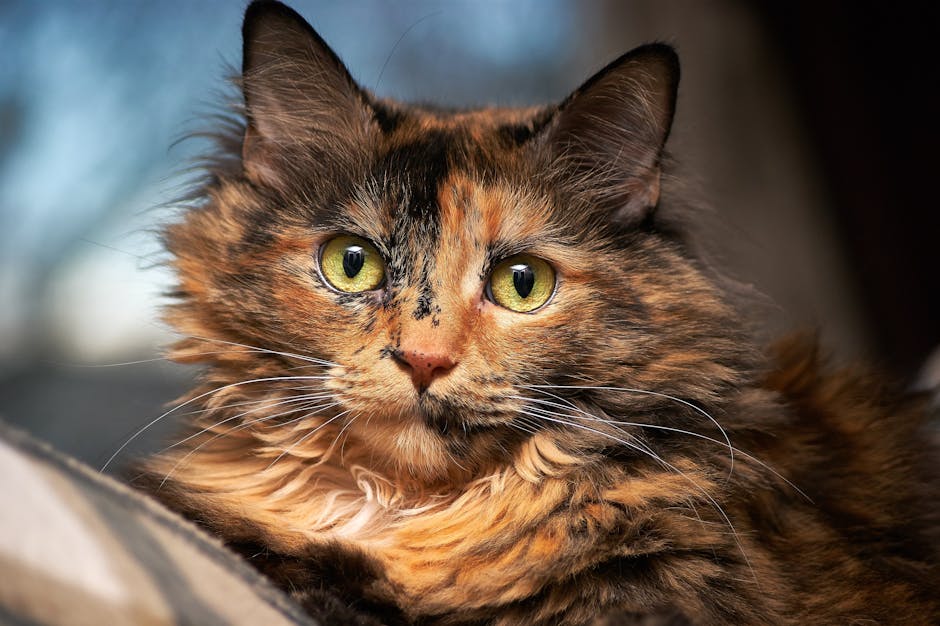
[349,416,467,483]
[339,399,511,484]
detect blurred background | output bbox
[0,1,936,472]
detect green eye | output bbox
[487,254,556,313]
[319,235,385,293]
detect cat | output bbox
[135,1,940,624]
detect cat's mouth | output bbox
[417,396,463,436]
[414,392,507,436]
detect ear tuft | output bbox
[546,43,680,224]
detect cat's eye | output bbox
[486,254,556,313]
[319,235,385,293]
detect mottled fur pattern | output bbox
[137,2,940,624]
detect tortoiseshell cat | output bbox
[137,2,939,624]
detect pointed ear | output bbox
[240,0,374,184]
[545,44,679,224]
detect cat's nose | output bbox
[393,347,456,393]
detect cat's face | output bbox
[167,2,746,480]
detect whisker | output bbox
[506,396,813,503]
[58,355,184,368]
[513,407,757,585]
[515,392,710,469]
[186,334,341,368]
[522,384,735,478]
[518,403,661,461]
[100,374,332,472]
[329,412,360,467]
[56,348,337,369]
[337,413,362,465]
[171,391,332,419]
[515,391,808,501]
[265,410,351,472]
[283,363,337,372]
[158,400,339,488]
[264,402,342,430]
[508,417,539,436]
[515,407,662,470]
[164,393,335,451]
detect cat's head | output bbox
[166,1,751,481]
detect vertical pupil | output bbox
[511,264,535,298]
[343,246,365,278]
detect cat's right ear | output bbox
[240,0,373,185]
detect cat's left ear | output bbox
[544,44,679,223]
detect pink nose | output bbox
[394,347,456,392]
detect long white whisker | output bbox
[100,375,331,472]
[516,392,718,471]
[265,402,343,430]
[283,363,336,372]
[522,384,735,478]
[508,416,540,436]
[158,400,339,488]
[59,356,187,368]
[171,390,332,419]
[331,413,360,466]
[187,335,341,368]
[514,407,757,585]
[164,394,335,451]
[58,349,337,369]
[518,403,663,464]
[265,410,351,471]
[519,396,809,501]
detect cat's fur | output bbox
[137,2,940,624]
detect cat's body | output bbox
[137,2,939,624]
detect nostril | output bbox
[394,348,456,391]
[414,351,455,373]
